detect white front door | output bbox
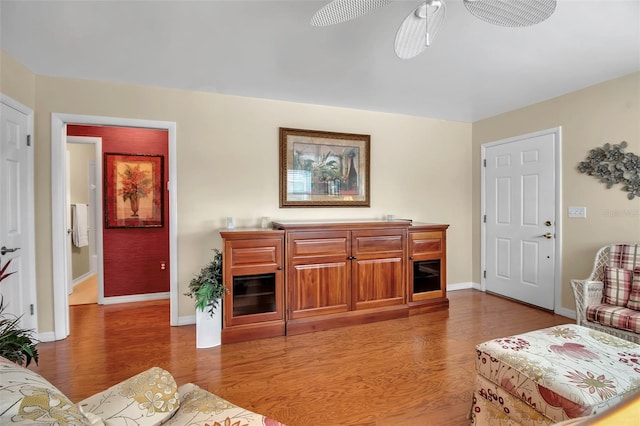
[0,98,37,329]
[484,130,558,310]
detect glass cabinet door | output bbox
[232,273,277,317]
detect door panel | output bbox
[485,132,556,310]
[0,101,35,329]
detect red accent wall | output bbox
[67,125,169,297]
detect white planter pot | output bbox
[195,301,222,348]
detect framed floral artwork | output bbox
[279,127,370,207]
[104,153,164,228]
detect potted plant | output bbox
[184,249,227,348]
[0,259,39,366]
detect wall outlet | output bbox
[568,206,587,218]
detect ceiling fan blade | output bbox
[311,0,394,26]
[394,0,447,59]
[464,0,556,27]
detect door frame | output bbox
[51,113,178,340]
[66,136,103,302]
[480,127,563,313]
[0,94,37,331]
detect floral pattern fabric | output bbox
[164,383,285,426]
[0,356,92,425]
[471,324,640,425]
[0,357,286,426]
[78,366,179,425]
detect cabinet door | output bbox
[409,231,445,301]
[351,229,405,310]
[224,237,284,327]
[287,231,351,319]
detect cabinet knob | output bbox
[277,266,283,270]
[409,256,414,260]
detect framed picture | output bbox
[279,127,370,207]
[104,153,164,228]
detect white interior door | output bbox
[484,131,557,310]
[0,98,36,329]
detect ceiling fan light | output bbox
[463,0,556,27]
[311,0,394,26]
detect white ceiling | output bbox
[1,0,639,122]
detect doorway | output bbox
[481,127,562,311]
[66,136,101,306]
[51,114,178,341]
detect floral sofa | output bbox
[571,243,640,343]
[0,356,285,425]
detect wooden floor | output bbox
[68,274,98,305]
[31,290,572,426]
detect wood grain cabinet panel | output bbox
[220,230,285,343]
[408,225,449,314]
[351,230,405,310]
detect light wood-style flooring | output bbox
[32,290,572,426]
[68,274,98,305]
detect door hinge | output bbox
[30,304,34,315]
[483,270,487,279]
[483,158,486,167]
[483,214,486,223]
[27,134,32,147]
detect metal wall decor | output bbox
[577,141,640,200]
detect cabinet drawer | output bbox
[227,238,282,269]
[410,231,443,255]
[288,231,349,258]
[352,232,404,256]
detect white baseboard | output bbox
[555,307,576,320]
[102,292,170,305]
[37,331,57,342]
[72,272,95,288]
[446,282,474,291]
[177,315,196,326]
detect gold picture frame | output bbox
[279,127,370,207]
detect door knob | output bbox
[1,246,20,255]
[540,233,553,240]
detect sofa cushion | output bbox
[0,356,92,425]
[164,383,286,425]
[608,244,640,271]
[626,270,640,310]
[586,304,640,334]
[77,366,179,425]
[603,266,632,306]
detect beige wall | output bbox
[1,50,473,333]
[0,50,35,108]
[472,72,640,311]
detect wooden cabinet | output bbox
[220,229,285,343]
[220,221,448,342]
[277,221,410,335]
[408,224,449,313]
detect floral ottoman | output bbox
[469,324,640,425]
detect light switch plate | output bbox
[568,206,587,218]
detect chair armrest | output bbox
[571,279,604,326]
